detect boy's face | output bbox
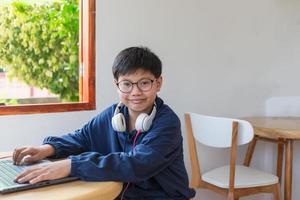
[115,69,162,115]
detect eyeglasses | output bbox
[116,78,155,93]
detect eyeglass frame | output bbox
[116,78,156,93]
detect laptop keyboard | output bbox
[0,160,26,188]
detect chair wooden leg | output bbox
[243,136,257,166]
[273,183,281,200]
[277,141,284,183]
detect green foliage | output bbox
[0,0,79,101]
[0,98,18,105]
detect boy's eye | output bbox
[120,81,132,87]
[139,80,151,86]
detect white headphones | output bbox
[111,102,157,132]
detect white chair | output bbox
[185,113,280,200]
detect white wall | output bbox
[1,0,300,199]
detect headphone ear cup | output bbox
[112,113,126,132]
[135,113,151,132]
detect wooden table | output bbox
[243,117,300,200]
[0,152,123,200]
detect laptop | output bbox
[0,158,79,194]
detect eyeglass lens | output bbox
[117,79,154,93]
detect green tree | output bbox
[0,0,79,101]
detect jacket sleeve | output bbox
[42,115,101,158]
[69,114,182,182]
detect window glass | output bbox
[0,0,95,115]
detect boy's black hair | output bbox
[112,46,162,80]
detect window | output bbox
[0,0,95,115]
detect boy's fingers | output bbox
[13,147,27,164]
[15,149,36,165]
[15,167,40,183]
[15,150,27,165]
[15,169,31,182]
[24,155,39,164]
[29,173,49,184]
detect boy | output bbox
[13,47,196,199]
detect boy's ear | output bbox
[156,76,163,91]
[113,79,119,89]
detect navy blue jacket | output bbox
[43,97,195,199]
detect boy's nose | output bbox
[131,84,142,94]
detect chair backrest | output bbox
[265,96,300,117]
[187,113,254,148]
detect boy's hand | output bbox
[15,159,71,184]
[13,144,55,165]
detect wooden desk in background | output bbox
[243,117,300,200]
[0,152,122,200]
